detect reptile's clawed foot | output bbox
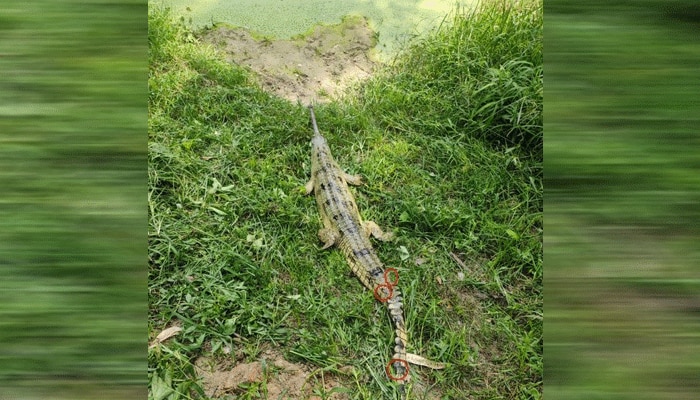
[364,220,394,242]
[318,228,339,249]
[343,173,363,186]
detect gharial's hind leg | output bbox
[362,220,394,242]
[343,173,362,186]
[318,227,339,250]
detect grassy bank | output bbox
[148,1,541,398]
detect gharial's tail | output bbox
[385,285,445,397]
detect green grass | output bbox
[148,1,541,398]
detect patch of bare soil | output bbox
[194,348,351,399]
[199,15,379,104]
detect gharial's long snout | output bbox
[308,104,326,146]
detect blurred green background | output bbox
[0,1,146,399]
[545,1,700,399]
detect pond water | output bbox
[153,0,477,58]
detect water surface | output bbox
[154,0,477,58]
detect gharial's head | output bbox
[310,133,327,148]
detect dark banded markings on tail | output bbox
[352,247,372,257]
[369,267,383,279]
[342,224,359,236]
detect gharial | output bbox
[304,104,445,398]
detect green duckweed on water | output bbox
[154,0,478,59]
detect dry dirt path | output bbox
[199,15,380,104]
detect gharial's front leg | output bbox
[342,172,362,186]
[304,178,315,195]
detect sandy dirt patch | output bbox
[194,348,352,399]
[199,15,379,104]
[193,346,443,399]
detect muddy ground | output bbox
[199,15,380,105]
[193,348,352,399]
[192,345,440,399]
